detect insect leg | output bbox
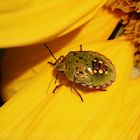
[73,88,83,102]
[48,55,65,66]
[54,72,60,84]
[48,61,56,65]
[80,44,83,51]
[53,84,63,93]
[100,89,107,91]
[47,56,62,66]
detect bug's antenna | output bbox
[44,44,57,61]
[73,88,83,102]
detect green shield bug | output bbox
[45,44,116,102]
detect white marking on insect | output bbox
[82,83,86,86]
[99,60,103,64]
[88,85,94,89]
[87,67,93,74]
[95,86,100,89]
[107,81,112,86]
[102,85,106,88]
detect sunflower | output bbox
[0,1,140,140]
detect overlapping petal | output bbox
[0,1,139,140]
[0,0,108,47]
[106,78,140,140]
[1,8,119,101]
[0,39,135,140]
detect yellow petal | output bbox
[0,0,107,47]
[1,8,119,101]
[47,8,120,48]
[105,78,140,140]
[0,39,134,140]
[123,78,140,107]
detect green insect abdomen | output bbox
[56,51,116,89]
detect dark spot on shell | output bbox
[79,56,83,59]
[79,71,84,74]
[101,64,107,73]
[73,52,76,56]
[73,75,76,80]
[92,60,100,70]
[65,63,67,69]
[92,60,108,73]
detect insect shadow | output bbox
[44,44,107,102]
[52,69,101,102]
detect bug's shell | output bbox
[56,51,116,89]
